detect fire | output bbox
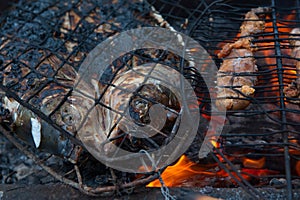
[296,161,300,176]
[147,154,279,187]
[243,157,266,169]
[146,155,214,187]
[147,12,299,188]
[256,13,297,98]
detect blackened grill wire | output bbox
[149,0,300,199]
[148,1,269,198]
[0,1,299,197]
[0,0,217,193]
[271,1,292,199]
[0,0,167,193]
[0,1,87,147]
[0,0,127,150]
[297,0,300,23]
[191,4,271,199]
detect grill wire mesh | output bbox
[0,0,300,199]
[150,0,300,197]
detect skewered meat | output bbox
[216,7,270,110]
[283,28,300,103]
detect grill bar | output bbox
[149,1,300,198]
[212,148,263,199]
[271,0,292,199]
[187,0,224,36]
[297,0,300,22]
[1,0,300,198]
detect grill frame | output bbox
[0,0,299,199]
[127,0,300,199]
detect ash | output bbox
[0,135,54,184]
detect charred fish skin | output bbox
[1,96,76,158]
[0,0,203,168]
[0,0,159,118]
[0,0,161,161]
[216,7,270,111]
[91,63,181,155]
[284,28,300,103]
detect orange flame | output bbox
[147,154,279,187]
[147,155,216,187]
[243,157,266,169]
[296,161,300,176]
[147,12,299,188]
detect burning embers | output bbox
[147,155,281,188]
[148,7,300,188]
[0,0,300,197]
[284,28,300,103]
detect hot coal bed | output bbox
[0,0,299,200]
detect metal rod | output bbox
[212,149,264,199]
[296,0,300,23]
[271,1,293,199]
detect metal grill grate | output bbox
[146,0,300,199]
[0,0,299,199]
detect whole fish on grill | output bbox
[284,28,300,103]
[79,61,182,156]
[0,0,166,157]
[216,7,270,110]
[0,0,200,160]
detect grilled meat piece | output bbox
[217,48,257,110]
[284,28,300,103]
[216,7,270,110]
